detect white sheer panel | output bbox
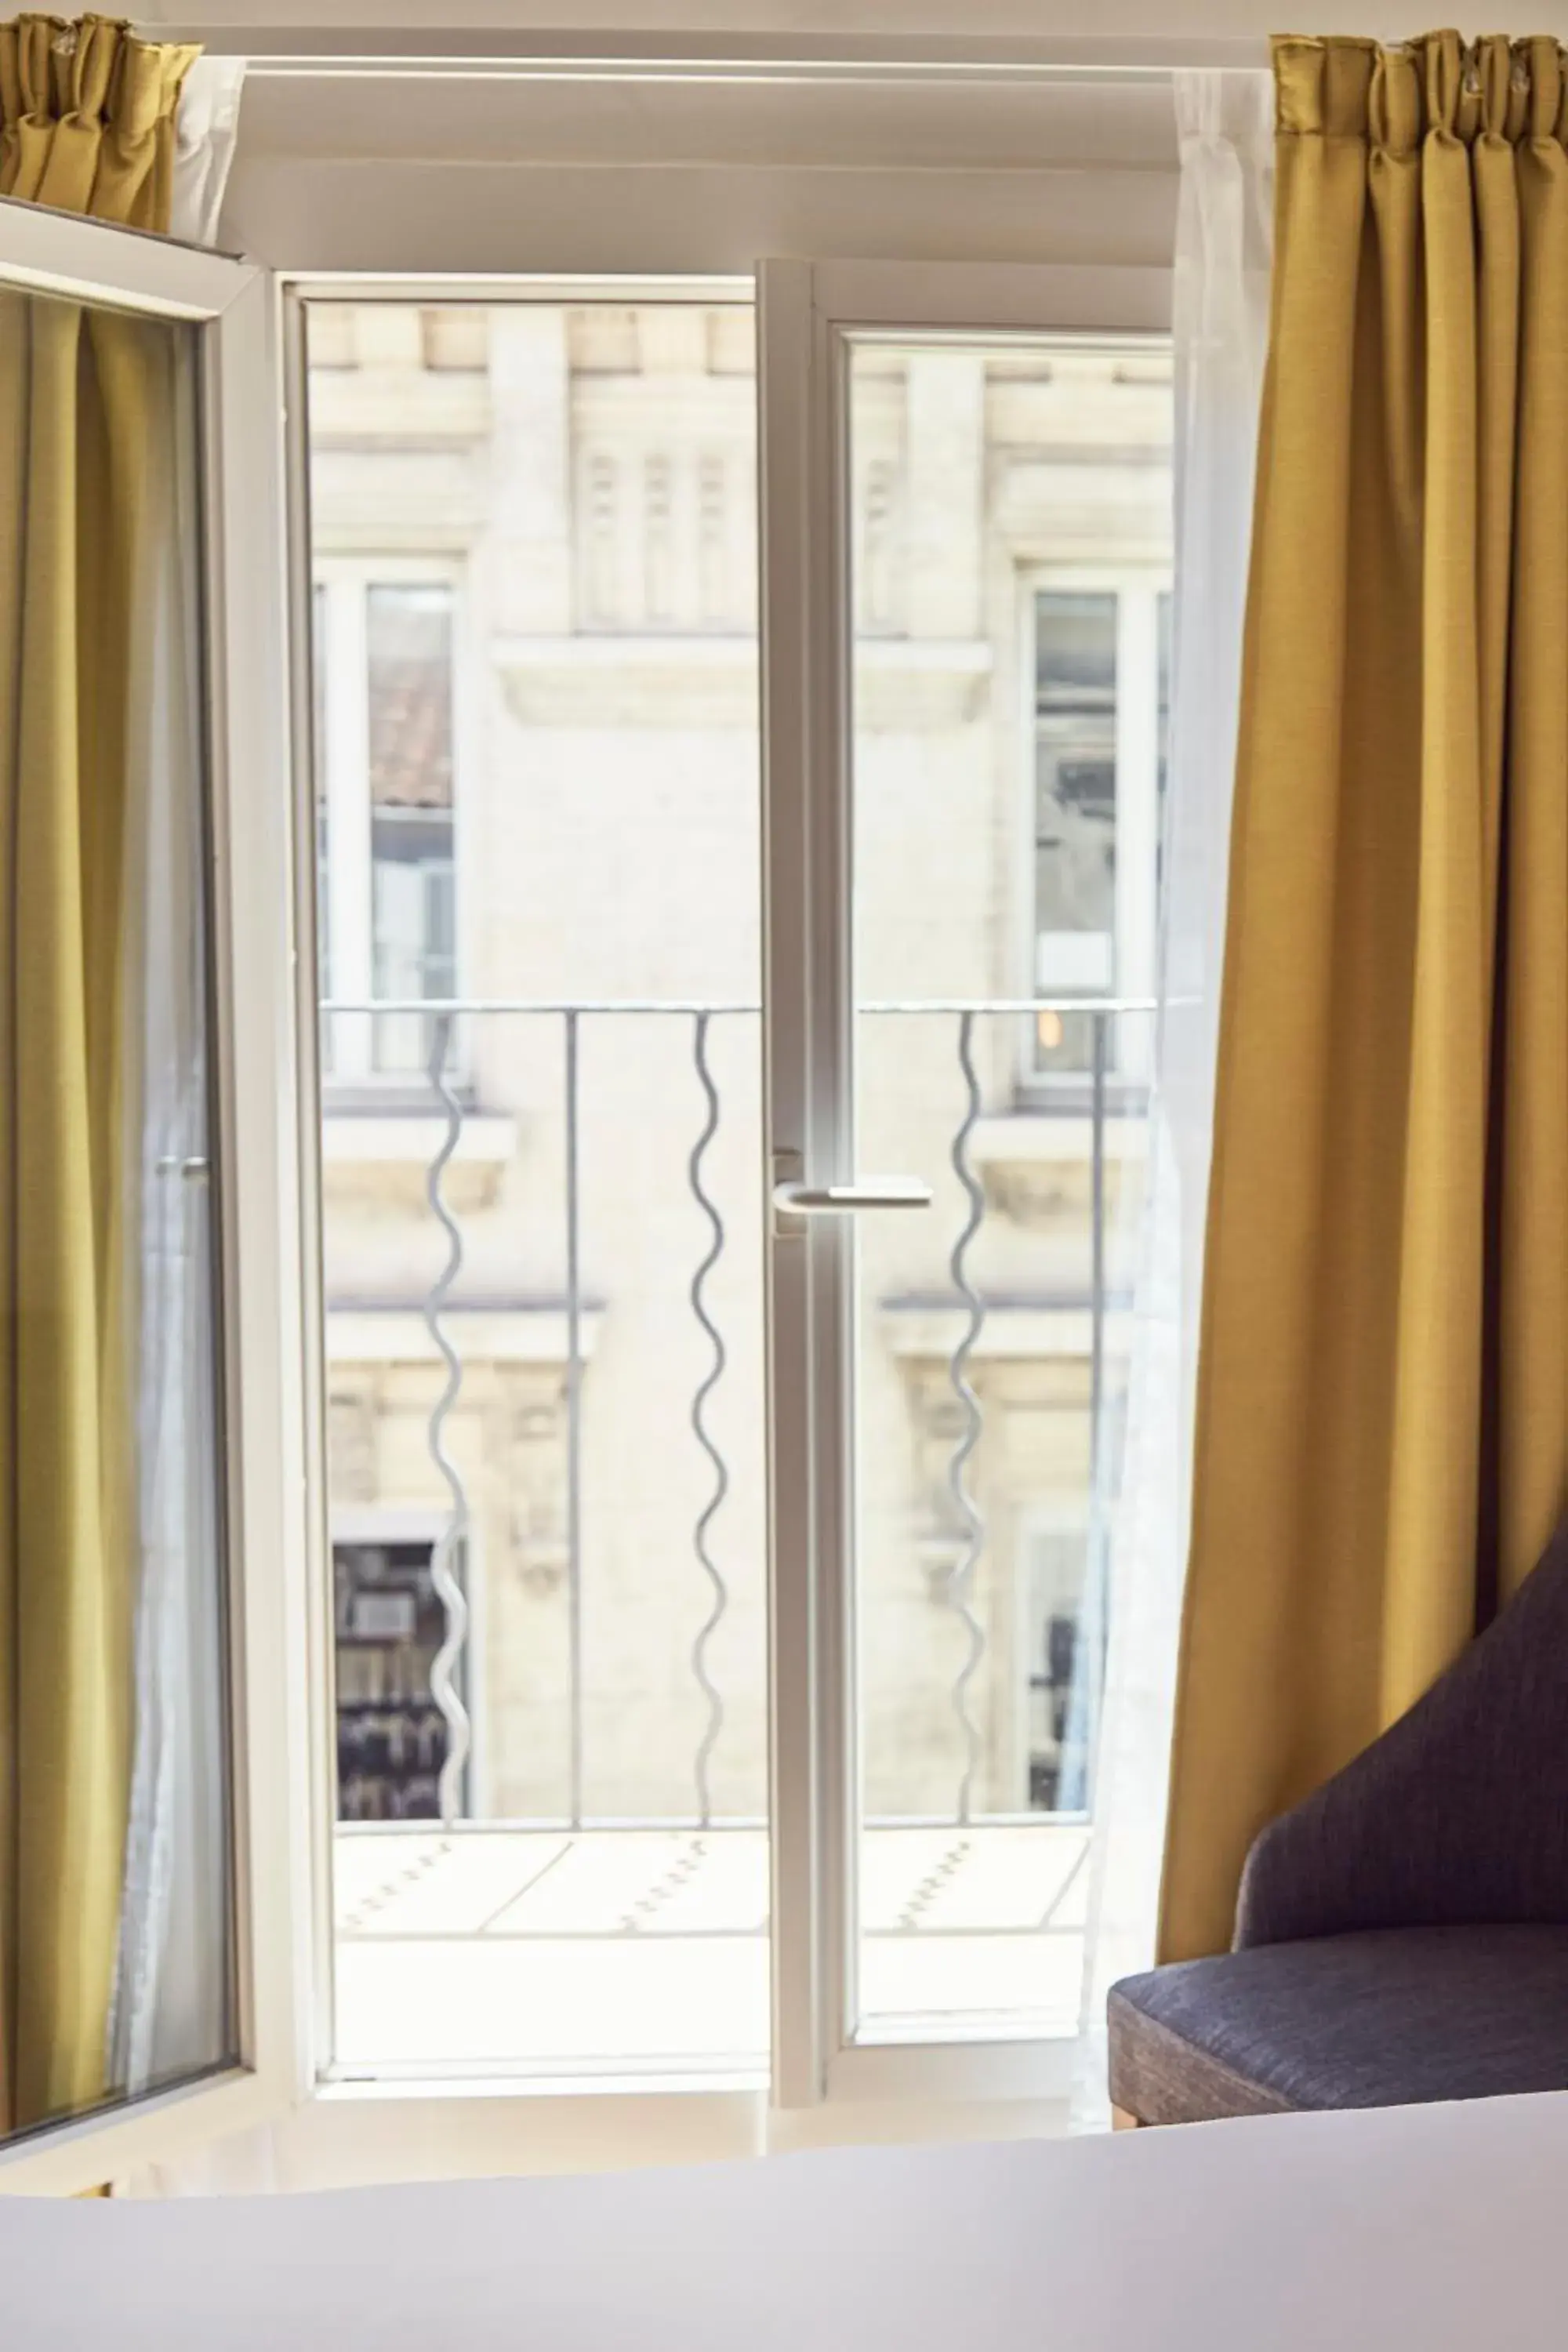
[170,56,247,249]
[105,44,250,2103]
[1072,67,1274,2125]
[109,319,231,2104]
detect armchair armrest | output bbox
[1235,1517,1568,1947]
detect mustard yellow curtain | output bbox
[0,13,198,227]
[1160,30,1568,1963]
[0,14,198,2132]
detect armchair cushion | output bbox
[1109,1925,1568,2125]
[1236,1517,1568,1948]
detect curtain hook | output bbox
[49,25,78,56]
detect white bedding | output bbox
[5,2092,1563,2348]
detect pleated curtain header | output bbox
[1276,31,1568,148]
[0,12,199,230]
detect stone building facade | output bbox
[308,299,1172,1831]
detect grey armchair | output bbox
[1108,1515,1568,2125]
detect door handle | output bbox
[773,1178,932,1214]
[772,1174,932,1237]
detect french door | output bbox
[760,261,1170,2107]
[0,200,307,2194]
[299,260,1171,2136]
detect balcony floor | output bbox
[333,1822,1090,2076]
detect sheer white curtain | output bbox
[169,56,247,249]
[109,338,227,2100]
[1073,67,1274,2126]
[110,54,249,2107]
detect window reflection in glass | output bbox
[365,584,457,1076]
[0,284,235,2145]
[1033,590,1118,1074]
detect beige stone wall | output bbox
[314,303,1171,1825]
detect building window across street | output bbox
[315,565,459,1084]
[1031,581,1171,1082]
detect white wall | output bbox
[210,46,1186,273]
[186,3,1568,277]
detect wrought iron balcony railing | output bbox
[320,994,1156,1836]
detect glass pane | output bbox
[1033,591,1117,1075]
[307,299,768,2080]
[0,285,235,2140]
[366,583,455,811]
[365,584,456,1075]
[371,807,456,1075]
[847,336,1172,2043]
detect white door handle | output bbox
[773,1177,932,1215]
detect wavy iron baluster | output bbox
[564,1008,585,1828]
[424,1012,473,1827]
[946,1010,988,1826]
[688,1011,729,1828]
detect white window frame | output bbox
[759,259,1171,2114]
[0,216,1176,2193]
[0,199,311,2195]
[1020,564,1172,1094]
[0,13,1195,2194]
[313,554,469,1091]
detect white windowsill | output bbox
[968,1112,1149,1166]
[326,1303,603,1364]
[490,633,990,728]
[322,1110,517,1165]
[318,2069,769,2103]
[880,1302,1131,1360]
